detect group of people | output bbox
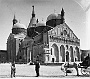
[10,54,90,78]
[11,60,40,78]
[61,54,90,76]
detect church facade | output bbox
[7,6,80,63]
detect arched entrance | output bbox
[60,45,65,62]
[66,51,69,62]
[70,46,74,62]
[75,47,80,61]
[51,44,59,62]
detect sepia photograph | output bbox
[0,0,90,79]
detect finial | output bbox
[13,13,17,20]
[13,14,18,25]
[32,5,35,14]
[61,8,64,13]
[37,19,39,23]
[32,5,35,17]
[14,14,15,19]
[62,8,64,11]
[61,7,64,17]
[32,5,34,8]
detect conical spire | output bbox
[32,5,35,18]
[13,14,18,25]
[61,8,65,23]
[28,6,36,28]
[14,14,15,19]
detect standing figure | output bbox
[35,61,40,77]
[11,62,16,78]
[82,54,90,66]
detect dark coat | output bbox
[35,62,40,70]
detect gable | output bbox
[48,23,79,40]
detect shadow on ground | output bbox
[0,75,11,78]
[0,74,90,78]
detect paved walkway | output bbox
[0,63,90,79]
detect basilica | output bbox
[7,6,80,64]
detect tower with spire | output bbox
[28,5,37,28]
[27,5,37,37]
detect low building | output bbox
[80,50,90,61]
[0,50,7,63]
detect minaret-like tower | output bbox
[13,14,18,25]
[27,5,37,37]
[32,5,35,18]
[28,5,37,28]
[61,8,65,23]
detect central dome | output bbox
[46,13,58,22]
[12,23,27,34]
[35,22,46,33]
[12,23,27,29]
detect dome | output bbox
[46,13,58,22]
[35,23,46,33]
[12,23,27,29]
[36,23,46,27]
[57,14,61,19]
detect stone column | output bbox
[30,51,31,61]
[59,45,62,62]
[27,47,30,63]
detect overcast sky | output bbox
[0,0,87,50]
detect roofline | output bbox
[0,50,7,52]
[64,23,79,40]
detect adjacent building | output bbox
[80,50,90,61]
[0,50,7,63]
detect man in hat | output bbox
[35,60,40,77]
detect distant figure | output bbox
[11,62,16,78]
[35,61,40,77]
[85,54,89,60]
[82,54,90,66]
[85,54,90,66]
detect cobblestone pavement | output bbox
[0,63,90,79]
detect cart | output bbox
[78,62,90,76]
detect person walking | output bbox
[11,62,16,78]
[35,60,40,77]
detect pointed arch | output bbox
[75,47,80,61]
[52,43,59,62]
